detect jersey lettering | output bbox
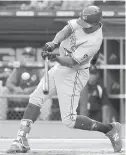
[69,33,76,52]
[83,54,88,59]
[60,19,103,69]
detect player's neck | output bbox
[83,23,101,34]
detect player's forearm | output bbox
[53,31,69,44]
[51,48,60,55]
[6,82,19,92]
[55,56,77,67]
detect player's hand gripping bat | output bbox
[41,48,59,94]
[43,55,49,95]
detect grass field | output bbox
[0,139,125,155]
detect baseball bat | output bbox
[43,56,49,95]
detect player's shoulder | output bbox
[68,19,80,32]
[89,26,103,41]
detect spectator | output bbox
[87,66,115,123]
[48,1,63,10]
[5,47,43,120]
[0,80,8,120]
[20,0,43,10]
[0,68,12,86]
[20,0,62,11]
[61,0,94,10]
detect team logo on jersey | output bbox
[83,54,88,59]
[69,34,76,52]
[71,46,77,52]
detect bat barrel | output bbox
[43,56,49,95]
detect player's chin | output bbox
[83,26,92,29]
[82,23,93,29]
[77,18,92,28]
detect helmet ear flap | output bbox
[81,10,87,20]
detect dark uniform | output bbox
[87,67,114,122]
[88,83,106,122]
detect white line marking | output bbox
[0,138,125,140]
[29,148,126,151]
[0,138,125,142]
[0,148,120,151]
[0,148,126,152]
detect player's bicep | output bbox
[71,45,96,64]
[60,24,73,39]
[53,24,73,44]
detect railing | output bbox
[0,94,58,99]
[0,94,126,99]
[0,61,125,121]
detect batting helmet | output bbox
[81,5,102,25]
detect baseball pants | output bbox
[29,65,89,128]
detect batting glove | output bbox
[43,41,58,52]
[41,50,49,60]
[41,51,57,60]
[48,53,57,61]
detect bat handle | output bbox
[45,56,49,73]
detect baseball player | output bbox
[7,5,122,153]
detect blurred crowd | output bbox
[0,0,123,122]
[0,0,124,11]
[0,47,52,120]
[20,0,93,11]
[0,46,119,123]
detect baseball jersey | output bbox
[59,19,103,70]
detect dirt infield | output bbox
[1,150,124,155]
[0,139,125,155]
[0,122,125,155]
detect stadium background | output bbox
[0,0,125,140]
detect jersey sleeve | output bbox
[67,19,79,32]
[71,42,97,64]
